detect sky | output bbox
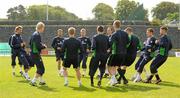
[0,0,179,20]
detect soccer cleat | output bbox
[64,81,68,86]
[111,78,118,86]
[19,71,23,76]
[97,81,101,88]
[133,75,142,83]
[78,81,82,87]
[143,79,151,83]
[39,82,46,85]
[82,74,85,77]
[12,72,15,76]
[117,77,121,84]
[59,70,64,76]
[131,75,137,81]
[91,83,94,87]
[29,81,37,86]
[155,79,162,84]
[123,79,128,85]
[25,76,31,81]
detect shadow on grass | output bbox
[158,81,180,88]
[14,75,23,78]
[100,84,160,93]
[17,80,29,83]
[68,85,96,92]
[37,85,58,92]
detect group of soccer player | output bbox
[9,20,172,87]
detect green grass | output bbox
[0,57,180,98]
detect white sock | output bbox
[64,77,68,82]
[60,67,64,71]
[39,77,45,83]
[105,69,109,74]
[12,67,15,73]
[78,80,81,84]
[20,67,23,72]
[112,75,116,80]
[83,69,86,75]
[32,77,37,83]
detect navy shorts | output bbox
[55,51,64,61]
[107,54,126,67]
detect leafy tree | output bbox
[7,5,28,20]
[115,0,148,20]
[151,2,178,20]
[92,3,114,20]
[27,5,80,20]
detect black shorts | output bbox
[26,54,34,67]
[63,57,79,69]
[55,51,64,61]
[11,50,22,66]
[107,54,126,67]
[124,52,137,67]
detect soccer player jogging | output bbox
[51,29,65,76]
[133,28,157,82]
[89,26,110,87]
[29,22,47,86]
[61,27,84,87]
[78,28,91,77]
[9,26,33,80]
[9,30,23,76]
[117,27,142,84]
[144,26,172,84]
[107,20,129,86]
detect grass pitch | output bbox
[0,57,180,98]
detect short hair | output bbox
[57,29,63,33]
[160,26,168,32]
[113,20,121,28]
[80,28,86,32]
[97,26,104,32]
[125,27,133,32]
[147,28,154,33]
[15,25,23,31]
[68,27,76,35]
[36,22,45,31]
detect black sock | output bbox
[148,75,154,81]
[121,70,127,80]
[90,76,94,84]
[99,73,103,81]
[117,68,126,80]
[155,74,160,80]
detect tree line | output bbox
[6,0,179,24]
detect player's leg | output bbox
[108,55,118,86]
[18,52,31,81]
[56,52,62,76]
[30,54,45,86]
[62,58,70,86]
[131,55,143,81]
[116,54,127,84]
[75,68,82,87]
[97,56,107,87]
[82,53,88,77]
[89,57,99,87]
[63,67,68,86]
[11,53,16,76]
[73,57,82,87]
[145,55,167,83]
[134,57,151,82]
[17,56,23,74]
